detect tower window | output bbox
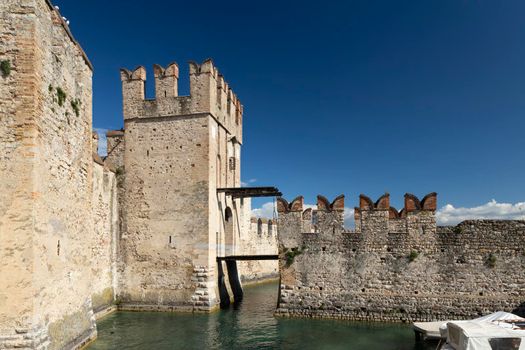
[257,219,263,236]
[229,157,236,171]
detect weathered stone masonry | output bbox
[0,1,119,349]
[275,193,525,322]
[114,59,272,312]
[10,0,525,347]
[1,0,277,347]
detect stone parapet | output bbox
[120,60,243,144]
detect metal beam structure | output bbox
[217,186,282,198]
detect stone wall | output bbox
[237,212,279,284]
[275,193,525,323]
[0,1,119,349]
[91,162,119,314]
[104,130,124,170]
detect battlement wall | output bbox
[120,60,242,143]
[354,192,436,234]
[275,193,525,322]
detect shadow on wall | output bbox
[512,303,525,318]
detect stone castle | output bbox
[0,1,277,349]
[1,1,524,350]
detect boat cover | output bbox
[439,311,525,338]
[444,312,525,350]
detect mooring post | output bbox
[226,260,244,303]
[217,261,230,308]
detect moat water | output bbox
[88,282,435,350]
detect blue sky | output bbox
[55,0,525,224]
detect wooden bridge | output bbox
[216,255,278,262]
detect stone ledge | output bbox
[118,303,219,313]
[93,305,117,321]
[66,327,97,350]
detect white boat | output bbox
[414,311,525,350]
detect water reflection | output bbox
[89,282,435,350]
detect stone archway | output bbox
[224,207,234,256]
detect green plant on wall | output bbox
[0,60,11,77]
[408,250,419,262]
[284,247,305,267]
[453,226,463,234]
[70,98,81,117]
[486,253,497,268]
[56,87,66,107]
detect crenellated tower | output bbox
[119,60,242,144]
[117,59,244,312]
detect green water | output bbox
[89,282,435,349]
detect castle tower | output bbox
[118,60,244,311]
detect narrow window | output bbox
[257,219,263,236]
[216,155,221,187]
[229,157,236,171]
[312,211,319,225]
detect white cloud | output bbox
[251,201,276,218]
[241,178,257,187]
[251,199,525,229]
[436,200,525,225]
[93,128,108,156]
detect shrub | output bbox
[0,60,11,77]
[408,250,419,262]
[70,98,81,117]
[486,253,497,268]
[56,87,66,107]
[285,247,304,267]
